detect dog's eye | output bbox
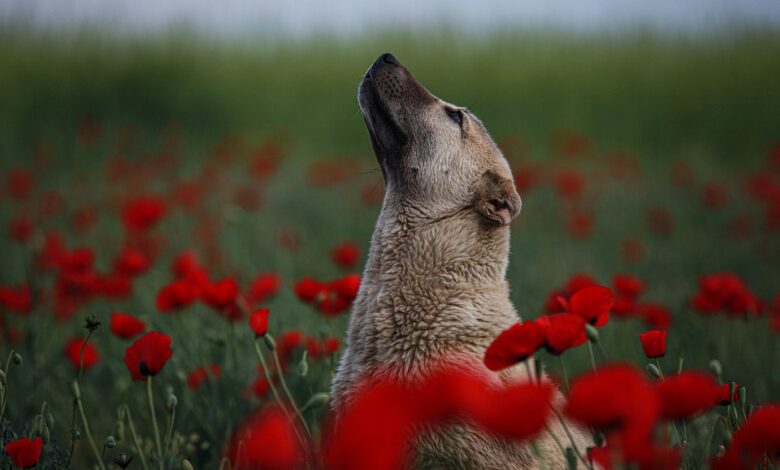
[446,108,463,127]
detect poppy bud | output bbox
[45,413,55,431]
[585,324,600,343]
[183,460,195,470]
[11,352,22,365]
[104,435,116,449]
[738,386,747,405]
[302,392,330,412]
[263,334,277,352]
[70,380,81,399]
[298,351,309,377]
[168,393,178,412]
[43,425,51,443]
[709,359,723,378]
[646,363,662,379]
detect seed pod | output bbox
[738,385,747,405]
[167,393,178,412]
[584,324,600,343]
[11,352,22,365]
[104,435,116,449]
[263,334,277,351]
[709,359,722,378]
[46,413,55,430]
[646,363,662,379]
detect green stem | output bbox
[254,340,287,411]
[655,359,665,380]
[74,384,106,470]
[703,416,728,463]
[163,407,176,465]
[552,408,590,469]
[147,377,164,463]
[119,405,149,470]
[0,350,15,420]
[271,348,312,436]
[557,356,570,393]
[587,342,598,371]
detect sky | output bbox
[3,0,780,37]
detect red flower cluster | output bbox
[713,404,780,469]
[187,364,222,390]
[293,274,360,316]
[690,272,763,317]
[0,283,32,315]
[608,274,673,329]
[121,196,167,232]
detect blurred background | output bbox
[1,1,779,467]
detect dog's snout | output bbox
[380,53,399,65]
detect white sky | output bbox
[3,0,780,37]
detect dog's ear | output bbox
[474,170,522,226]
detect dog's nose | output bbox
[380,53,399,66]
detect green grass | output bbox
[0,30,779,468]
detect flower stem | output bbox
[587,342,598,371]
[163,406,176,464]
[655,359,665,380]
[552,408,590,469]
[254,340,287,411]
[119,405,149,470]
[557,356,570,393]
[271,348,312,436]
[147,376,164,463]
[73,382,106,470]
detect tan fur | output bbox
[332,53,591,469]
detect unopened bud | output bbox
[104,435,116,449]
[709,359,722,378]
[11,352,22,366]
[584,324,600,343]
[70,381,81,399]
[298,351,309,378]
[42,426,50,443]
[263,334,277,352]
[46,413,55,430]
[738,386,747,405]
[167,393,178,412]
[302,392,330,412]
[646,363,662,379]
[182,459,195,470]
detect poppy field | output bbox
[1,32,780,469]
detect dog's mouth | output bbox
[358,53,436,177]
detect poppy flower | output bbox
[536,314,587,355]
[202,278,239,310]
[469,380,554,442]
[613,274,644,299]
[156,280,198,312]
[655,372,717,421]
[65,338,100,370]
[247,272,281,305]
[639,330,667,359]
[122,196,167,232]
[562,285,614,327]
[249,376,271,397]
[331,241,360,268]
[124,332,173,381]
[637,302,672,330]
[332,274,361,301]
[171,251,201,278]
[114,247,151,277]
[109,312,146,339]
[323,337,341,355]
[713,404,780,469]
[249,308,270,337]
[4,436,43,469]
[294,278,325,303]
[187,364,222,390]
[226,406,305,470]
[0,284,33,315]
[714,382,740,406]
[484,321,544,371]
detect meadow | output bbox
[0,29,779,469]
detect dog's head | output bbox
[359,53,521,227]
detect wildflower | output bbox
[484,321,544,371]
[122,196,167,232]
[247,273,281,305]
[249,308,270,337]
[4,437,43,469]
[226,406,305,470]
[639,330,667,359]
[124,332,173,381]
[331,241,360,268]
[109,312,146,340]
[65,338,100,370]
[655,372,718,420]
[536,314,587,355]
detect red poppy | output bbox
[171,251,201,278]
[114,247,151,277]
[564,285,614,327]
[0,284,33,315]
[122,196,167,232]
[226,406,305,470]
[4,436,43,469]
[187,364,222,390]
[331,241,360,268]
[613,274,644,299]
[249,308,270,337]
[247,272,281,305]
[109,312,146,339]
[469,380,554,442]
[332,274,361,301]
[202,278,239,310]
[690,272,762,317]
[323,337,341,355]
[655,372,717,421]
[637,302,672,330]
[714,382,740,406]
[714,404,780,469]
[639,330,667,359]
[156,280,198,312]
[484,321,544,371]
[536,314,587,355]
[249,376,271,397]
[294,278,325,303]
[65,338,100,370]
[124,332,173,381]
